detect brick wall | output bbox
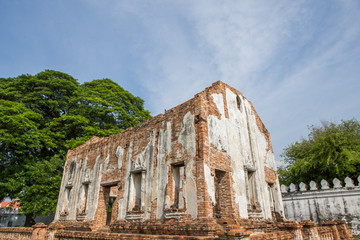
[0,227,32,240]
[0,220,353,239]
[4,81,352,239]
[265,167,277,184]
[50,81,288,235]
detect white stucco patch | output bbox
[204,163,215,205]
[118,198,125,220]
[177,112,198,218]
[118,142,133,220]
[102,154,110,172]
[178,112,196,157]
[183,156,197,219]
[156,121,172,219]
[208,115,228,152]
[143,129,156,220]
[265,150,277,171]
[87,154,102,220]
[116,146,124,169]
[211,93,225,118]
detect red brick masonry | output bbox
[0,220,353,239]
[0,82,353,239]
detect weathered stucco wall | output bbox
[201,83,284,221]
[54,95,199,226]
[53,81,285,235]
[282,177,360,235]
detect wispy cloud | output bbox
[86,0,360,159]
[3,0,360,161]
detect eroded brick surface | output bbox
[53,81,285,229]
[0,81,353,240]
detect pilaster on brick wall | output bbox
[194,93,212,219]
[31,222,47,240]
[299,220,320,239]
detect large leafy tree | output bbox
[0,70,151,225]
[279,119,360,186]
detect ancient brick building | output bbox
[53,81,283,232]
[0,81,354,239]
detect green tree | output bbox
[279,119,360,186]
[0,100,42,198]
[0,70,151,225]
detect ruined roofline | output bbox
[67,80,273,157]
[66,93,197,156]
[204,81,273,152]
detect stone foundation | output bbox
[0,219,353,239]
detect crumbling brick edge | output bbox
[0,219,353,240]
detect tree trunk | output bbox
[24,212,36,227]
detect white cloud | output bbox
[3,0,359,165]
[85,0,360,161]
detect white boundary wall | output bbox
[281,176,360,235]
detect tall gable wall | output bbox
[195,81,283,221]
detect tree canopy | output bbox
[278,119,360,186]
[0,70,151,225]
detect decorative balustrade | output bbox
[281,176,360,236]
[281,176,360,193]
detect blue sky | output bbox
[1,0,360,163]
